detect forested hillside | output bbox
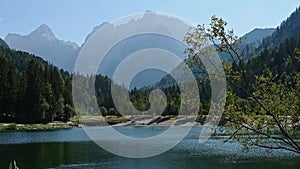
[0,49,74,123]
[0,48,187,124]
[230,36,300,98]
[262,7,300,49]
[244,7,300,60]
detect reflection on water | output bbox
[0,127,299,169]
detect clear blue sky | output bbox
[1,0,300,45]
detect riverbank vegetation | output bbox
[0,122,71,131]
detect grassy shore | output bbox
[0,122,73,131]
[0,115,128,131]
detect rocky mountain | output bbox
[82,12,189,89]
[5,9,292,88]
[72,14,279,88]
[4,12,188,88]
[5,24,79,71]
[83,22,109,46]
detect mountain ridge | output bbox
[5,24,79,72]
[258,7,300,52]
[242,28,275,45]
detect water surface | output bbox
[0,127,299,169]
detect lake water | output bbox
[0,127,299,169]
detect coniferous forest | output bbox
[0,48,74,123]
[0,7,300,127]
[0,47,184,124]
[1,35,300,124]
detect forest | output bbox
[1,7,300,126]
[1,34,300,124]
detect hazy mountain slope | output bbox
[5,24,79,71]
[82,12,188,88]
[232,28,275,61]
[242,28,275,45]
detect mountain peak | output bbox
[37,24,51,30]
[4,24,79,71]
[145,9,153,13]
[31,24,56,41]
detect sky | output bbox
[1,0,300,45]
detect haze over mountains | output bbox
[3,9,294,88]
[5,24,79,72]
[242,28,275,45]
[80,12,189,88]
[4,12,191,88]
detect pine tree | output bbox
[0,56,9,122]
[6,66,18,122]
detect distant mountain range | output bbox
[242,28,275,45]
[5,8,300,88]
[219,27,276,61]
[82,12,189,88]
[5,24,79,71]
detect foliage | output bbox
[0,48,188,124]
[0,49,74,123]
[185,15,300,154]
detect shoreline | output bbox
[111,118,202,127]
[0,120,201,132]
[0,116,221,131]
[0,122,74,131]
